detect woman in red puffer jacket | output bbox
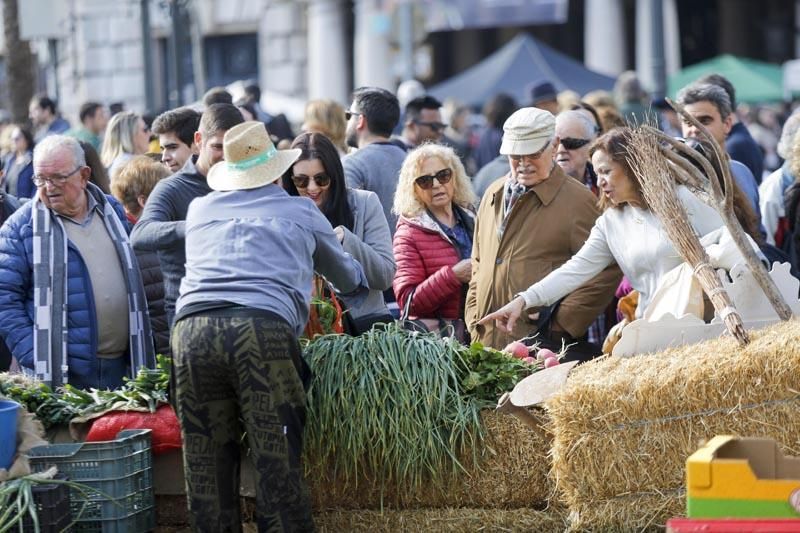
[393,144,477,321]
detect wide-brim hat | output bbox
[207,121,301,192]
[499,107,556,156]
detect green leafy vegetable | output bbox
[0,376,78,430]
[0,354,171,429]
[455,342,538,406]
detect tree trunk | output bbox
[3,0,36,124]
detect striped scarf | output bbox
[32,184,154,386]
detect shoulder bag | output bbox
[398,287,470,344]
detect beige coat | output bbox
[465,165,621,349]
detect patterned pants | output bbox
[172,309,314,532]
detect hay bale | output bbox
[314,506,568,532]
[547,320,800,531]
[154,499,569,532]
[306,409,553,509]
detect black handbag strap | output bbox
[400,287,416,321]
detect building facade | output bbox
[3,0,798,125]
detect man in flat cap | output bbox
[465,107,619,353]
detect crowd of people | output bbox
[0,71,799,529]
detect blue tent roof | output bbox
[429,33,615,108]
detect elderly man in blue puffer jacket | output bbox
[0,135,154,389]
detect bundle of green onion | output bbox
[303,324,486,494]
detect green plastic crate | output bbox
[27,429,155,532]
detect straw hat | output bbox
[499,107,555,156]
[207,121,301,191]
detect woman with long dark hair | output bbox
[282,132,395,331]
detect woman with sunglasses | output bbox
[393,143,477,329]
[282,132,395,332]
[555,110,598,194]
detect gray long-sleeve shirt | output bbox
[339,188,395,319]
[177,184,368,336]
[129,156,209,324]
[342,142,407,236]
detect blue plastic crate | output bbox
[70,508,154,533]
[65,466,153,516]
[69,466,152,503]
[26,429,155,533]
[27,428,151,480]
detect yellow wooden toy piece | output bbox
[686,436,800,518]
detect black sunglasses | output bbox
[414,168,453,190]
[291,173,331,189]
[345,110,362,121]
[414,120,447,132]
[560,137,591,150]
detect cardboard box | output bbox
[687,435,800,519]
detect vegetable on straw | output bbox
[304,325,483,497]
[302,324,536,504]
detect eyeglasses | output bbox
[560,137,591,151]
[344,110,362,121]
[32,165,83,187]
[414,120,447,132]
[414,168,453,190]
[292,173,331,189]
[509,140,551,163]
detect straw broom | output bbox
[627,128,750,346]
[641,98,793,321]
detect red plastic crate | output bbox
[667,517,800,532]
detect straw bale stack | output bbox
[547,320,800,531]
[306,409,554,509]
[314,506,568,532]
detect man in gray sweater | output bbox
[343,86,407,237]
[130,104,244,326]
